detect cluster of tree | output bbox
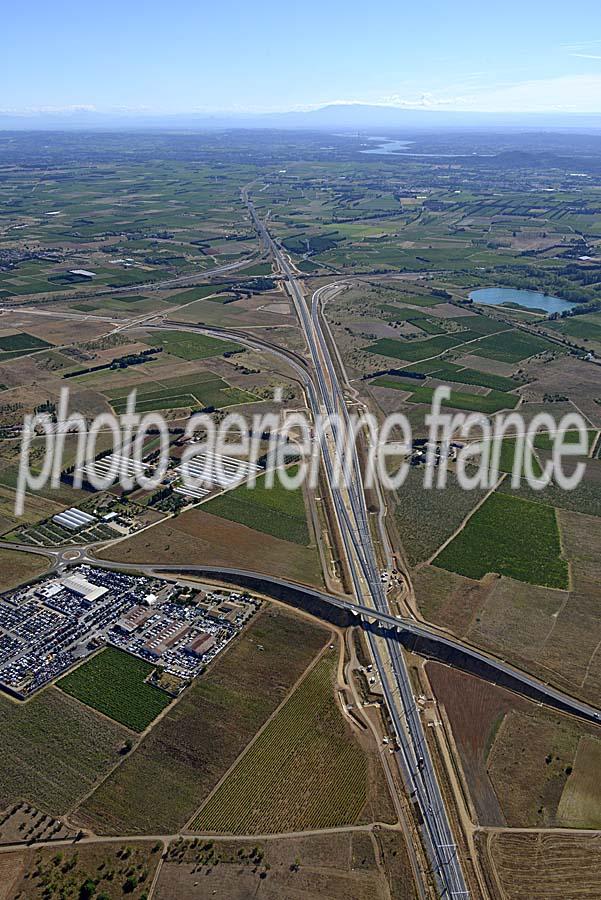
[362,367,426,381]
[64,347,162,378]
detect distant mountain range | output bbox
[1,103,601,131]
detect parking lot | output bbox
[0,566,259,698]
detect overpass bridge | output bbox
[77,556,601,727]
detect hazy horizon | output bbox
[2,0,601,122]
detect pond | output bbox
[469,287,577,315]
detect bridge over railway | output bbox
[75,556,601,726]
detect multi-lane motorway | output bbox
[243,190,470,898]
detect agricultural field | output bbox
[497,454,601,519]
[393,468,487,566]
[2,129,601,882]
[0,332,53,362]
[481,830,601,900]
[557,736,601,828]
[0,549,49,592]
[546,314,601,343]
[427,663,601,829]
[0,688,129,815]
[99,506,323,586]
[1,841,162,900]
[468,328,558,363]
[488,708,600,827]
[423,362,520,392]
[434,491,568,588]
[416,508,601,706]
[107,371,256,414]
[201,465,310,545]
[406,384,518,413]
[75,607,329,834]
[58,647,172,732]
[152,329,243,360]
[367,334,461,362]
[154,831,417,900]
[191,652,370,833]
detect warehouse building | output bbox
[186,632,216,658]
[60,574,108,603]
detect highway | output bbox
[243,191,470,897]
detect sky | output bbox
[2,0,601,116]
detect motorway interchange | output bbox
[4,191,596,898]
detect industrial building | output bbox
[60,574,108,602]
[116,605,155,634]
[186,632,216,658]
[144,622,191,658]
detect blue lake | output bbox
[360,139,413,155]
[469,287,576,315]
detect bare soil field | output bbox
[0,549,49,592]
[170,293,294,329]
[75,607,329,834]
[426,662,519,825]
[412,565,494,636]
[0,800,72,844]
[519,355,601,425]
[99,507,323,587]
[1,841,161,900]
[465,575,567,667]
[480,830,601,900]
[453,353,516,376]
[155,830,417,900]
[487,711,581,827]
[0,311,110,346]
[427,663,601,828]
[557,735,601,828]
[428,302,476,319]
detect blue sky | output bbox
[2,0,601,114]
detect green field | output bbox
[235,262,273,276]
[191,653,367,833]
[534,429,597,454]
[470,329,557,362]
[109,372,256,414]
[0,331,52,360]
[368,327,555,367]
[201,465,310,545]
[490,438,543,478]
[547,317,601,343]
[428,363,519,392]
[394,468,488,565]
[367,334,460,362]
[58,647,172,732]
[153,330,243,360]
[407,384,519,413]
[434,492,569,588]
[163,285,226,304]
[0,331,52,351]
